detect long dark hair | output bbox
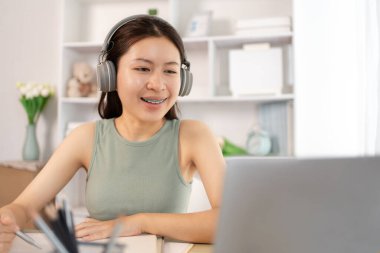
[97,15,186,120]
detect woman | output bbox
[0,15,225,252]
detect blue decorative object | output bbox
[246,130,272,156]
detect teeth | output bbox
[141,97,166,104]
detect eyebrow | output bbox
[133,58,180,66]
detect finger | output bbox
[75,221,96,231]
[0,227,15,235]
[0,215,12,225]
[75,226,104,240]
[0,232,16,243]
[0,243,12,253]
[83,218,98,223]
[0,223,18,234]
[75,223,99,233]
[0,214,18,231]
[80,230,108,241]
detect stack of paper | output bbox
[234,16,292,36]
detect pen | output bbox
[33,212,69,253]
[15,231,42,249]
[62,198,74,234]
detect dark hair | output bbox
[98,15,186,120]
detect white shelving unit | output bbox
[59,0,294,151]
[59,0,294,207]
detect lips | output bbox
[141,97,167,104]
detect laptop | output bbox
[214,156,380,253]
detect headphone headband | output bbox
[101,15,147,52]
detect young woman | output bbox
[0,15,225,252]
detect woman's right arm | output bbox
[0,122,95,252]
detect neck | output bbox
[114,116,166,142]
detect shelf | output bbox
[212,33,292,47]
[63,42,102,53]
[224,155,295,161]
[178,94,294,103]
[60,94,293,105]
[61,97,99,104]
[183,33,292,47]
[60,0,295,158]
[63,32,293,50]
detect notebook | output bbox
[214,156,380,253]
[11,233,193,253]
[11,205,193,253]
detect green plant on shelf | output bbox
[219,137,248,157]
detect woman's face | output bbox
[116,36,181,123]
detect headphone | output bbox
[96,14,193,96]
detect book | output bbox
[235,26,291,36]
[242,43,271,51]
[258,101,294,156]
[235,16,292,29]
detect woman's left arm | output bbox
[140,120,226,243]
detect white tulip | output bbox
[41,88,50,97]
[20,86,28,96]
[25,91,33,99]
[31,89,39,98]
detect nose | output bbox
[146,70,165,91]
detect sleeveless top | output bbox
[85,119,192,220]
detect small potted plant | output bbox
[16,82,54,161]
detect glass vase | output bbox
[22,123,40,161]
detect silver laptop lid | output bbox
[214,156,380,253]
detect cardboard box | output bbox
[229,48,283,96]
[0,164,39,228]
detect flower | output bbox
[16,82,55,124]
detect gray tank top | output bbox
[85,119,192,220]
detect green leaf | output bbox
[222,138,248,156]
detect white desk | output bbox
[10,232,212,253]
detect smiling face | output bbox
[116,36,181,123]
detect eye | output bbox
[134,67,150,72]
[164,69,177,74]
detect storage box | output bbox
[229,48,283,96]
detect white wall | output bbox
[0,0,61,161]
[293,0,369,157]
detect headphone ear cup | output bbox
[179,68,193,97]
[96,60,116,92]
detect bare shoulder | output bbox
[179,119,213,140]
[61,121,97,169]
[67,122,96,140]
[63,121,96,154]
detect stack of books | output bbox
[234,16,292,36]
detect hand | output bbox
[0,209,18,253]
[75,215,144,241]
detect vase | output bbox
[22,123,40,161]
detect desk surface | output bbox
[10,232,213,253]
